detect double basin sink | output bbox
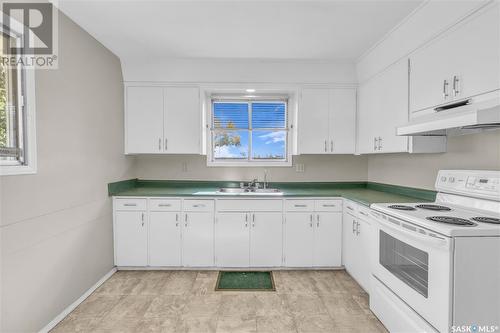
[217,187,283,195]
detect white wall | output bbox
[122,58,357,84]
[135,154,368,183]
[0,12,134,332]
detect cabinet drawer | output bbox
[114,198,147,211]
[343,200,358,214]
[149,199,181,211]
[357,206,372,222]
[184,200,214,212]
[217,199,283,212]
[315,199,342,212]
[285,200,314,211]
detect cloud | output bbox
[258,131,286,145]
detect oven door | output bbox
[371,211,453,333]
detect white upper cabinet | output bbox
[357,58,446,154]
[164,87,201,154]
[410,3,499,114]
[125,87,164,154]
[298,87,356,154]
[125,85,201,154]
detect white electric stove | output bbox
[369,170,500,333]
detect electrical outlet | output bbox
[295,163,305,173]
[181,161,188,172]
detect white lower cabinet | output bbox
[149,212,181,266]
[114,210,148,266]
[284,212,314,267]
[314,212,342,267]
[250,212,283,267]
[216,212,250,267]
[284,199,342,267]
[342,200,373,292]
[182,210,214,267]
[215,209,283,267]
[113,197,346,270]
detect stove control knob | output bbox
[449,177,455,183]
[441,176,447,182]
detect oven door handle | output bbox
[372,212,449,249]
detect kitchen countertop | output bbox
[109,180,436,207]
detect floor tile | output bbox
[216,316,257,333]
[144,295,186,318]
[293,314,336,333]
[219,294,257,317]
[256,314,296,333]
[285,294,329,316]
[177,314,218,333]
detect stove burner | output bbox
[426,216,477,226]
[471,217,500,224]
[416,204,451,211]
[388,205,416,211]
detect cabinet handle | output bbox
[252,213,255,227]
[324,140,327,152]
[124,203,137,207]
[330,140,333,152]
[294,204,307,207]
[175,213,178,221]
[310,214,313,227]
[158,204,171,207]
[359,211,369,217]
[378,137,382,150]
[193,204,206,208]
[316,214,320,227]
[443,79,449,99]
[374,137,378,151]
[352,220,356,234]
[158,138,162,151]
[141,213,144,222]
[245,213,248,227]
[310,214,313,222]
[322,204,336,207]
[184,214,188,227]
[346,206,354,211]
[452,75,460,96]
[165,138,168,151]
[356,221,360,235]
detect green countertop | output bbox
[109,180,435,207]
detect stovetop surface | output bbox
[371,202,500,237]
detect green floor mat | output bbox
[215,271,275,291]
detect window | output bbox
[0,29,36,175]
[209,99,289,166]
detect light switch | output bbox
[295,163,305,173]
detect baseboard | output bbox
[38,267,117,333]
[116,266,345,271]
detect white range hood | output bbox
[397,94,500,136]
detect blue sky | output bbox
[213,102,286,159]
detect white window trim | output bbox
[0,21,37,176]
[207,97,292,167]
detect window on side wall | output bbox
[0,30,36,175]
[208,98,290,166]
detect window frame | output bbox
[0,21,37,176]
[207,97,292,167]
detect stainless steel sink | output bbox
[217,188,248,194]
[217,187,283,195]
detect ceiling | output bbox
[58,0,423,61]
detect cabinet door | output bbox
[182,212,214,267]
[164,87,200,154]
[114,211,147,266]
[356,217,373,293]
[357,81,378,154]
[126,86,164,153]
[313,212,342,267]
[284,213,314,267]
[377,59,410,153]
[342,211,357,273]
[216,212,250,267]
[298,88,330,154]
[447,4,499,101]
[329,89,356,154]
[250,212,283,267]
[149,212,181,266]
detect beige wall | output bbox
[0,12,134,332]
[367,131,500,190]
[135,155,368,182]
